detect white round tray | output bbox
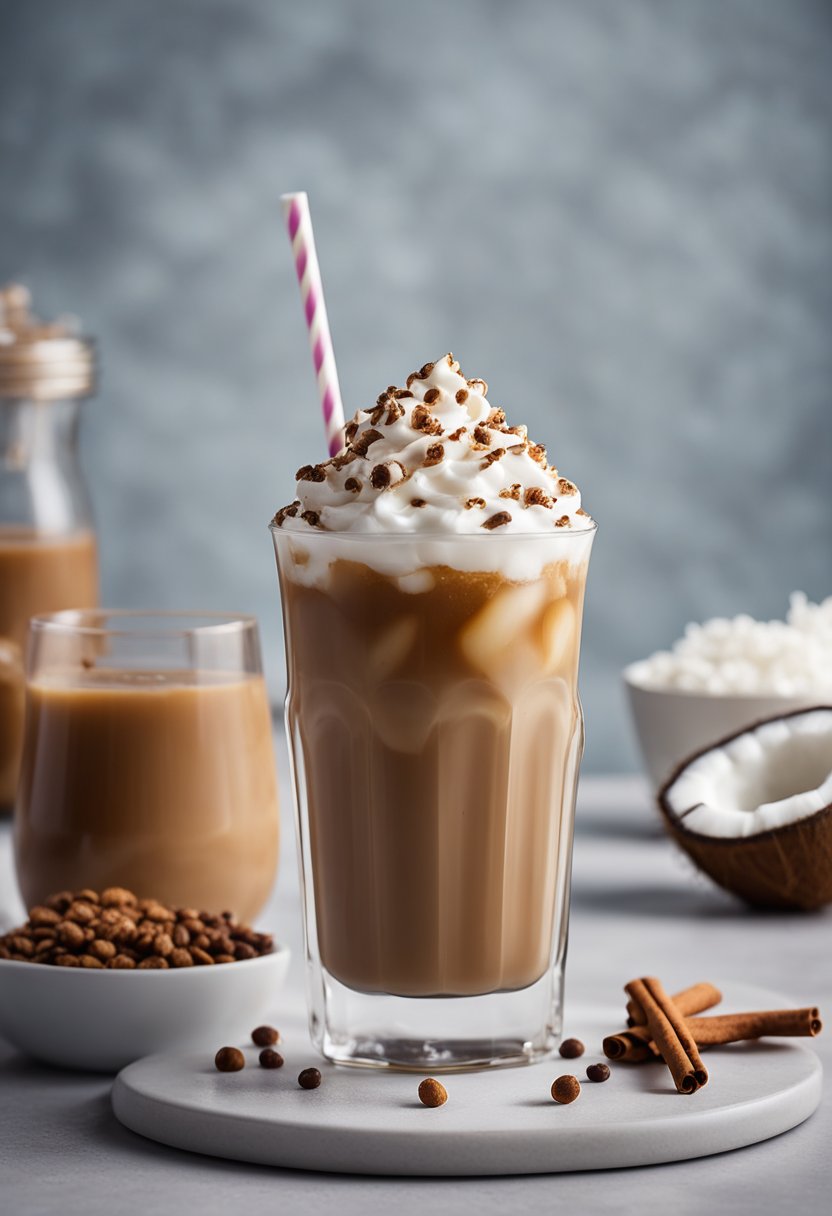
[111,982,822,1176]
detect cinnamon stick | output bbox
[625,977,708,1094]
[687,1008,822,1044]
[626,980,721,1027]
[604,1006,823,1063]
[607,981,723,1063]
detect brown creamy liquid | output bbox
[0,530,98,809]
[282,558,588,998]
[14,670,280,921]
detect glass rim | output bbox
[28,609,260,640]
[269,520,597,542]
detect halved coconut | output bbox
[658,706,832,911]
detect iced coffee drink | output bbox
[272,355,594,1068]
[14,612,280,921]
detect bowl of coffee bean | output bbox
[0,887,290,1071]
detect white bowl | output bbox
[623,668,819,792]
[0,946,290,1072]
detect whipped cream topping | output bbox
[273,355,592,536]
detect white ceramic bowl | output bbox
[0,946,290,1072]
[623,667,819,792]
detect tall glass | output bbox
[14,611,279,920]
[273,525,595,1070]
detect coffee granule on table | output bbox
[251,1025,280,1047]
[259,1049,284,1069]
[551,1075,581,1104]
[586,1063,611,1083]
[417,1078,448,1108]
[215,1047,245,1073]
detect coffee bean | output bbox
[251,1026,280,1048]
[215,1047,245,1073]
[558,1038,585,1059]
[418,1078,448,1108]
[298,1068,321,1090]
[259,1049,284,1069]
[551,1075,581,1104]
[586,1063,611,1083]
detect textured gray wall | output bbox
[1,0,830,771]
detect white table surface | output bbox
[1,732,829,1215]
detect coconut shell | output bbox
[658,707,832,912]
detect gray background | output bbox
[1,0,830,771]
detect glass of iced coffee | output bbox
[14,611,280,921]
[272,355,595,1069]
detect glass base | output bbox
[310,965,565,1071]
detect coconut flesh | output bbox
[660,707,832,910]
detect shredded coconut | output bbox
[627,593,832,696]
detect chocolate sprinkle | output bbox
[465,497,486,509]
[370,463,392,490]
[424,443,444,467]
[472,425,492,448]
[411,405,444,435]
[482,511,511,530]
[423,387,441,405]
[351,428,383,456]
[296,464,326,483]
[344,477,361,493]
[524,487,553,508]
[455,389,469,404]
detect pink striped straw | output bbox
[280,192,346,457]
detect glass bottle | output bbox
[0,284,99,811]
